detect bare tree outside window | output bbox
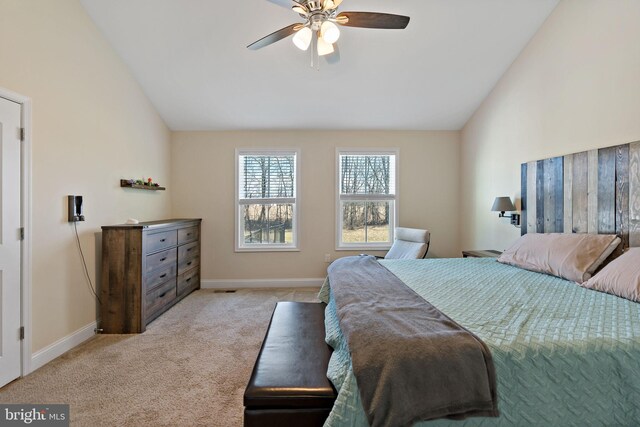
[338,152,397,247]
[238,151,298,249]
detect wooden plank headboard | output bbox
[521,141,640,252]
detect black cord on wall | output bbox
[73,221,102,305]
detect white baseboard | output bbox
[30,321,96,373]
[201,278,325,290]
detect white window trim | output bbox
[335,148,399,251]
[235,148,301,252]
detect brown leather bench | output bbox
[244,302,337,427]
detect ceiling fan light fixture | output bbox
[320,20,340,44]
[317,36,335,56]
[247,0,410,66]
[293,26,312,51]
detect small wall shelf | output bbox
[120,179,166,191]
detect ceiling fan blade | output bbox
[336,12,410,29]
[324,43,341,64]
[323,0,343,10]
[247,23,302,50]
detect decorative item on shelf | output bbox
[120,178,165,191]
[491,196,520,227]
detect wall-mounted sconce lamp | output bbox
[491,196,521,226]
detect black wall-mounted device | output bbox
[68,195,85,222]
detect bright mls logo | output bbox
[1,405,69,426]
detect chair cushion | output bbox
[385,227,430,259]
[385,240,428,259]
[244,302,336,409]
[395,227,430,243]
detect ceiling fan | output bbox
[247,0,410,64]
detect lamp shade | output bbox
[321,21,340,44]
[317,36,335,56]
[491,197,516,212]
[293,27,312,51]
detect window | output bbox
[236,149,299,251]
[337,149,398,249]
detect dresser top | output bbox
[101,218,201,230]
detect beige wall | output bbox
[461,0,640,251]
[171,131,461,280]
[0,0,171,353]
[9,0,637,359]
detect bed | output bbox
[318,142,640,427]
[320,257,640,426]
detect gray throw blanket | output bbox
[327,256,498,427]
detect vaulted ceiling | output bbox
[80,0,559,131]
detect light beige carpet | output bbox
[0,288,320,426]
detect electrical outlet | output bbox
[324,253,331,263]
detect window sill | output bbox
[235,247,300,253]
[336,245,391,252]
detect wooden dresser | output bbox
[100,218,202,333]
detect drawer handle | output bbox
[160,238,166,242]
[187,261,192,266]
[187,248,192,252]
[159,273,167,279]
[160,257,167,262]
[187,233,192,237]
[159,291,168,298]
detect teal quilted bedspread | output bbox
[319,258,640,427]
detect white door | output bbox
[0,97,22,387]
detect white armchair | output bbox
[384,227,431,259]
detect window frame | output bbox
[335,148,399,251]
[235,148,301,252]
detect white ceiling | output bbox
[80,0,558,131]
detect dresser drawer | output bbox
[178,241,199,260]
[177,268,199,297]
[145,279,176,320]
[145,264,177,292]
[178,226,199,245]
[146,230,177,254]
[146,248,177,273]
[178,255,200,275]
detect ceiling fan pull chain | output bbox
[310,32,314,67]
[311,31,320,69]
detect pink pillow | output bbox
[581,248,640,302]
[497,233,620,283]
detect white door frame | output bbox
[0,87,33,376]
